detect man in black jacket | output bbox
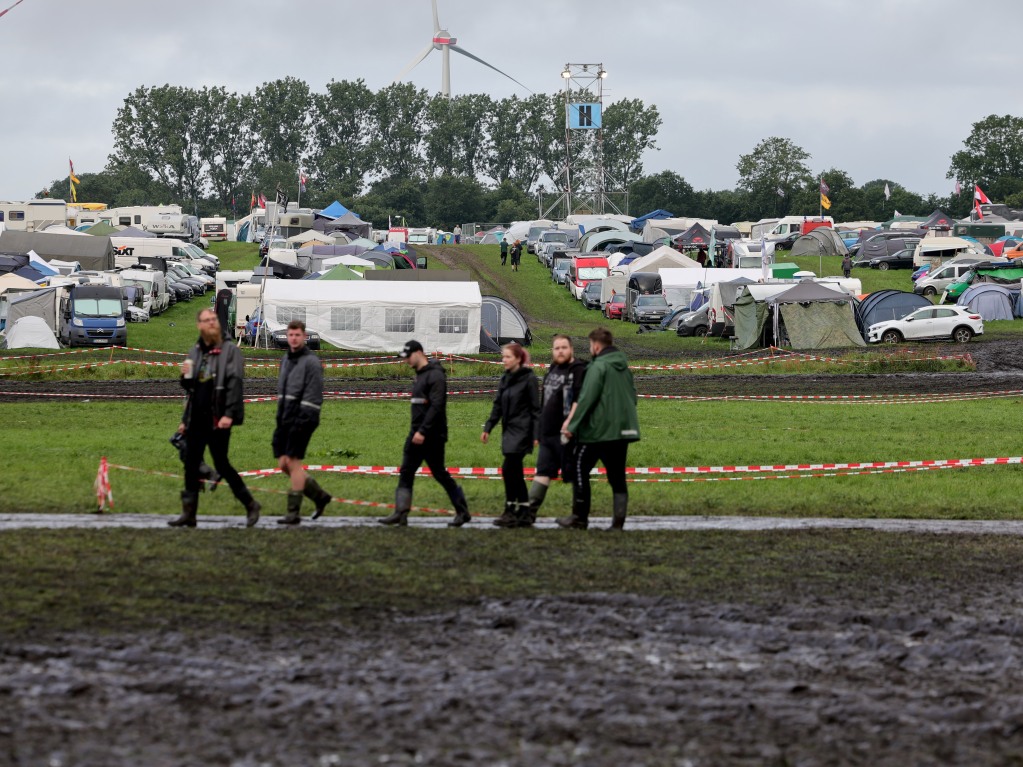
[273,320,333,525]
[171,308,261,528]
[379,340,471,527]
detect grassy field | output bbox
[3,396,1022,519]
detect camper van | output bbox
[568,254,610,300]
[912,257,1001,298]
[0,200,68,232]
[751,216,833,240]
[200,217,228,242]
[911,236,984,268]
[119,268,170,316]
[111,237,216,274]
[59,284,127,347]
[408,227,436,245]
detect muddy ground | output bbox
[4,591,1023,766]
[5,342,1023,765]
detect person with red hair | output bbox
[481,342,539,525]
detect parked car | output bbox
[867,305,983,344]
[674,304,711,337]
[868,247,916,271]
[629,294,671,324]
[769,231,802,250]
[551,257,572,285]
[271,328,321,350]
[604,293,626,320]
[582,280,603,309]
[911,264,931,282]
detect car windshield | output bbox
[74,298,122,318]
[544,233,568,243]
[126,279,152,292]
[584,282,602,293]
[637,295,668,306]
[579,267,608,280]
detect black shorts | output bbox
[272,423,315,460]
[536,434,575,482]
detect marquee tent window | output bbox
[385,308,415,333]
[331,306,361,331]
[439,309,469,334]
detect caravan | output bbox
[751,216,833,240]
[0,200,68,232]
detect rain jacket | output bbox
[484,365,540,455]
[276,345,323,430]
[410,359,449,442]
[567,345,640,444]
[181,338,245,426]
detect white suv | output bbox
[868,305,983,344]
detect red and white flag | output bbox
[954,179,962,196]
[974,185,990,204]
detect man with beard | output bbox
[493,334,586,528]
[378,340,470,527]
[170,308,261,528]
[273,320,333,525]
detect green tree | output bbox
[423,175,488,228]
[948,114,1023,204]
[110,84,207,211]
[628,170,696,216]
[601,98,661,190]
[371,83,431,180]
[196,87,253,211]
[736,137,812,217]
[424,94,493,178]
[355,176,426,227]
[250,77,312,166]
[310,78,375,200]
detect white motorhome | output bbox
[751,216,833,240]
[911,236,984,268]
[111,237,216,274]
[0,199,68,232]
[200,217,228,242]
[119,268,170,316]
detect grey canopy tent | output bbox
[734,281,865,350]
[957,283,1016,321]
[790,228,849,257]
[0,231,114,271]
[481,295,531,345]
[3,315,59,349]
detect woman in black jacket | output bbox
[481,343,540,526]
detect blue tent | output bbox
[317,201,352,220]
[630,209,675,233]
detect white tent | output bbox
[660,267,765,308]
[3,315,59,349]
[627,246,702,273]
[321,254,376,269]
[260,280,482,353]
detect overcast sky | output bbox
[2,0,1022,202]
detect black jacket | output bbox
[181,339,245,427]
[410,359,448,441]
[276,346,324,429]
[484,366,540,455]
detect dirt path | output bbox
[4,591,1023,766]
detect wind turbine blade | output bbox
[393,43,435,84]
[0,0,26,19]
[449,45,532,93]
[431,0,440,33]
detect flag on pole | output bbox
[893,210,901,217]
[974,184,990,219]
[954,179,962,196]
[69,158,79,203]
[820,193,832,210]
[883,183,891,201]
[275,187,288,209]
[250,192,256,209]
[819,178,830,196]
[299,170,308,194]
[257,193,267,208]
[775,186,785,197]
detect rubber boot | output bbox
[556,496,589,530]
[607,493,628,531]
[241,491,261,528]
[168,491,198,528]
[525,481,549,526]
[378,488,411,526]
[278,491,302,525]
[304,477,332,520]
[447,485,471,527]
[492,501,520,528]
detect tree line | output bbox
[37,79,1023,228]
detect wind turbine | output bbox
[393,0,530,98]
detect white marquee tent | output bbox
[259,280,482,353]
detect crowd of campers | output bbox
[4,195,1023,353]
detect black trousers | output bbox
[573,440,630,520]
[183,420,250,503]
[502,453,529,505]
[398,433,461,501]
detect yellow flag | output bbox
[820,193,831,210]
[70,181,77,203]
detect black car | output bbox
[770,231,802,250]
[869,247,916,271]
[271,329,321,350]
[582,280,603,309]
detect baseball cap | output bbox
[398,340,424,358]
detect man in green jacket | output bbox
[558,327,640,531]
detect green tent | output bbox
[734,281,865,350]
[318,264,362,280]
[85,221,119,237]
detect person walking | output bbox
[842,253,853,278]
[495,334,587,528]
[500,237,509,266]
[378,341,471,527]
[170,308,261,528]
[272,320,333,525]
[453,225,462,244]
[482,343,540,525]
[558,327,640,531]
[510,240,523,272]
